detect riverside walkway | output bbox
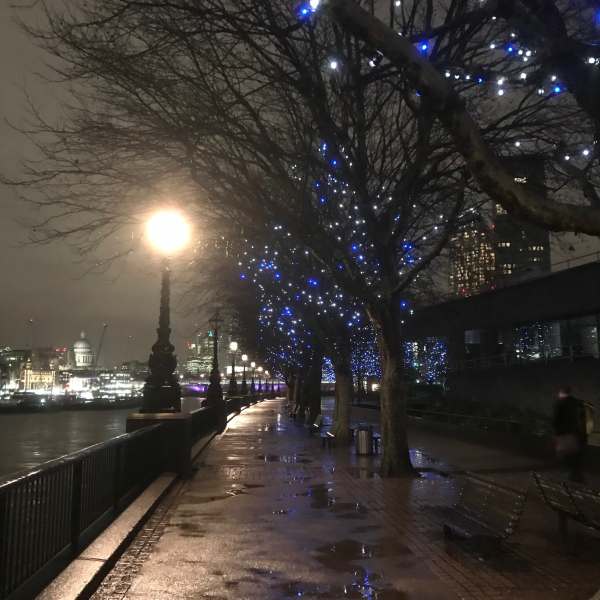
[89,399,600,600]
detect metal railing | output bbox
[454,347,599,372]
[0,395,268,600]
[407,408,525,434]
[0,424,164,600]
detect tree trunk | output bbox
[286,374,296,410]
[372,307,415,477]
[332,364,353,444]
[304,345,324,425]
[293,372,305,421]
[331,339,353,444]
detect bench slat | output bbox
[444,474,526,541]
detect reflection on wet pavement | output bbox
[256,454,314,464]
[92,398,600,600]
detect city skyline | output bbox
[0,2,201,365]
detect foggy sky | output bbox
[0,3,198,366]
[1,3,599,367]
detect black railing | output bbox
[0,396,267,600]
[407,408,525,434]
[0,425,163,600]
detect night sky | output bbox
[1,3,598,367]
[0,3,197,366]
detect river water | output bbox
[0,397,210,479]
[0,408,132,478]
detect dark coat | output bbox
[553,395,587,443]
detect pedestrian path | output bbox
[90,399,600,600]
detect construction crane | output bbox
[94,323,108,374]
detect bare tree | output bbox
[11,0,551,474]
[323,0,600,234]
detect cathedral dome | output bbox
[74,331,92,351]
[73,331,95,368]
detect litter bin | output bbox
[356,424,373,455]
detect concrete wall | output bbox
[446,356,600,417]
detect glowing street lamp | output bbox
[141,209,190,413]
[250,361,256,395]
[257,366,263,394]
[229,341,238,396]
[240,354,248,395]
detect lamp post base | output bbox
[140,383,181,413]
[127,411,192,476]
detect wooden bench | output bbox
[321,431,336,450]
[372,432,381,454]
[320,428,356,450]
[533,473,600,545]
[443,474,527,544]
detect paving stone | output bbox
[90,399,600,600]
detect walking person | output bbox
[553,386,588,483]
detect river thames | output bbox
[0,408,133,478]
[0,396,256,478]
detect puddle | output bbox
[418,469,448,480]
[181,487,247,504]
[256,454,313,464]
[298,483,338,509]
[330,502,369,515]
[172,521,206,538]
[248,567,278,578]
[275,577,406,599]
[347,467,379,479]
[315,538,413,573]
[353,525,382,534]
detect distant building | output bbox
[22,359,57,391]
[121,360,148,379]
[449,155,550,297]
[72,331,95,369]
[0,347,31,389]
[184,331,214,377]
[449,211,496,297]
[493,156,551,282]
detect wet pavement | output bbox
[91,399,600,600]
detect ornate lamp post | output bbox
[257,366,263,395]
[250,361,256,395]
[206,310,224,407]
[141,210,190,413]
[228,341,238,396]
[240,354,248,395]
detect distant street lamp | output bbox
[240,354,248,395]
[141,209,190,413]
[229,341,238,396]
[250,361,256,395]
[257,366,263,394]
[206,310,224,407]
